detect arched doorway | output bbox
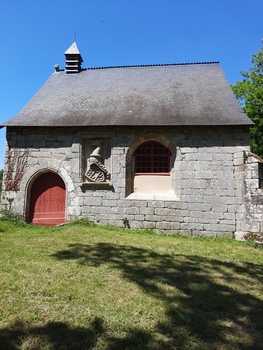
[28,172,66,226]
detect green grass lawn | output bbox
[0,217,262,350]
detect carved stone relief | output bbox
[85,146,109,182]
[83,139,111,183]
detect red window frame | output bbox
[133,141,171,174]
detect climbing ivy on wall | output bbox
[4,148,29,192]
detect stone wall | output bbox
[2,125,262,238]
[235,152,263,238]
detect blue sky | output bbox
[0,0,262,169]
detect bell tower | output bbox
[64,42,83,74]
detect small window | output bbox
[133,141,171,174]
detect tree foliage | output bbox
[231,42,263,157]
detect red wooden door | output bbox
[29,172,66,226]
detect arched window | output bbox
[133,141,171,174]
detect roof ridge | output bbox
[56,62,220,72]
[85,62,220,70]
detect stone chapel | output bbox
[1,42,263,238]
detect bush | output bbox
[0,209,28,226]
[244,231,263,248]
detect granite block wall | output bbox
[2,125,262,238]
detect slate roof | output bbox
[2,62,253,127]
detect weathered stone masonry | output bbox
[2,124,262,238]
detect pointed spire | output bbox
[64,42,83,74]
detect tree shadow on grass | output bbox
[51,242,263,349]
[1,243,262,349]
[0,317,104,350]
